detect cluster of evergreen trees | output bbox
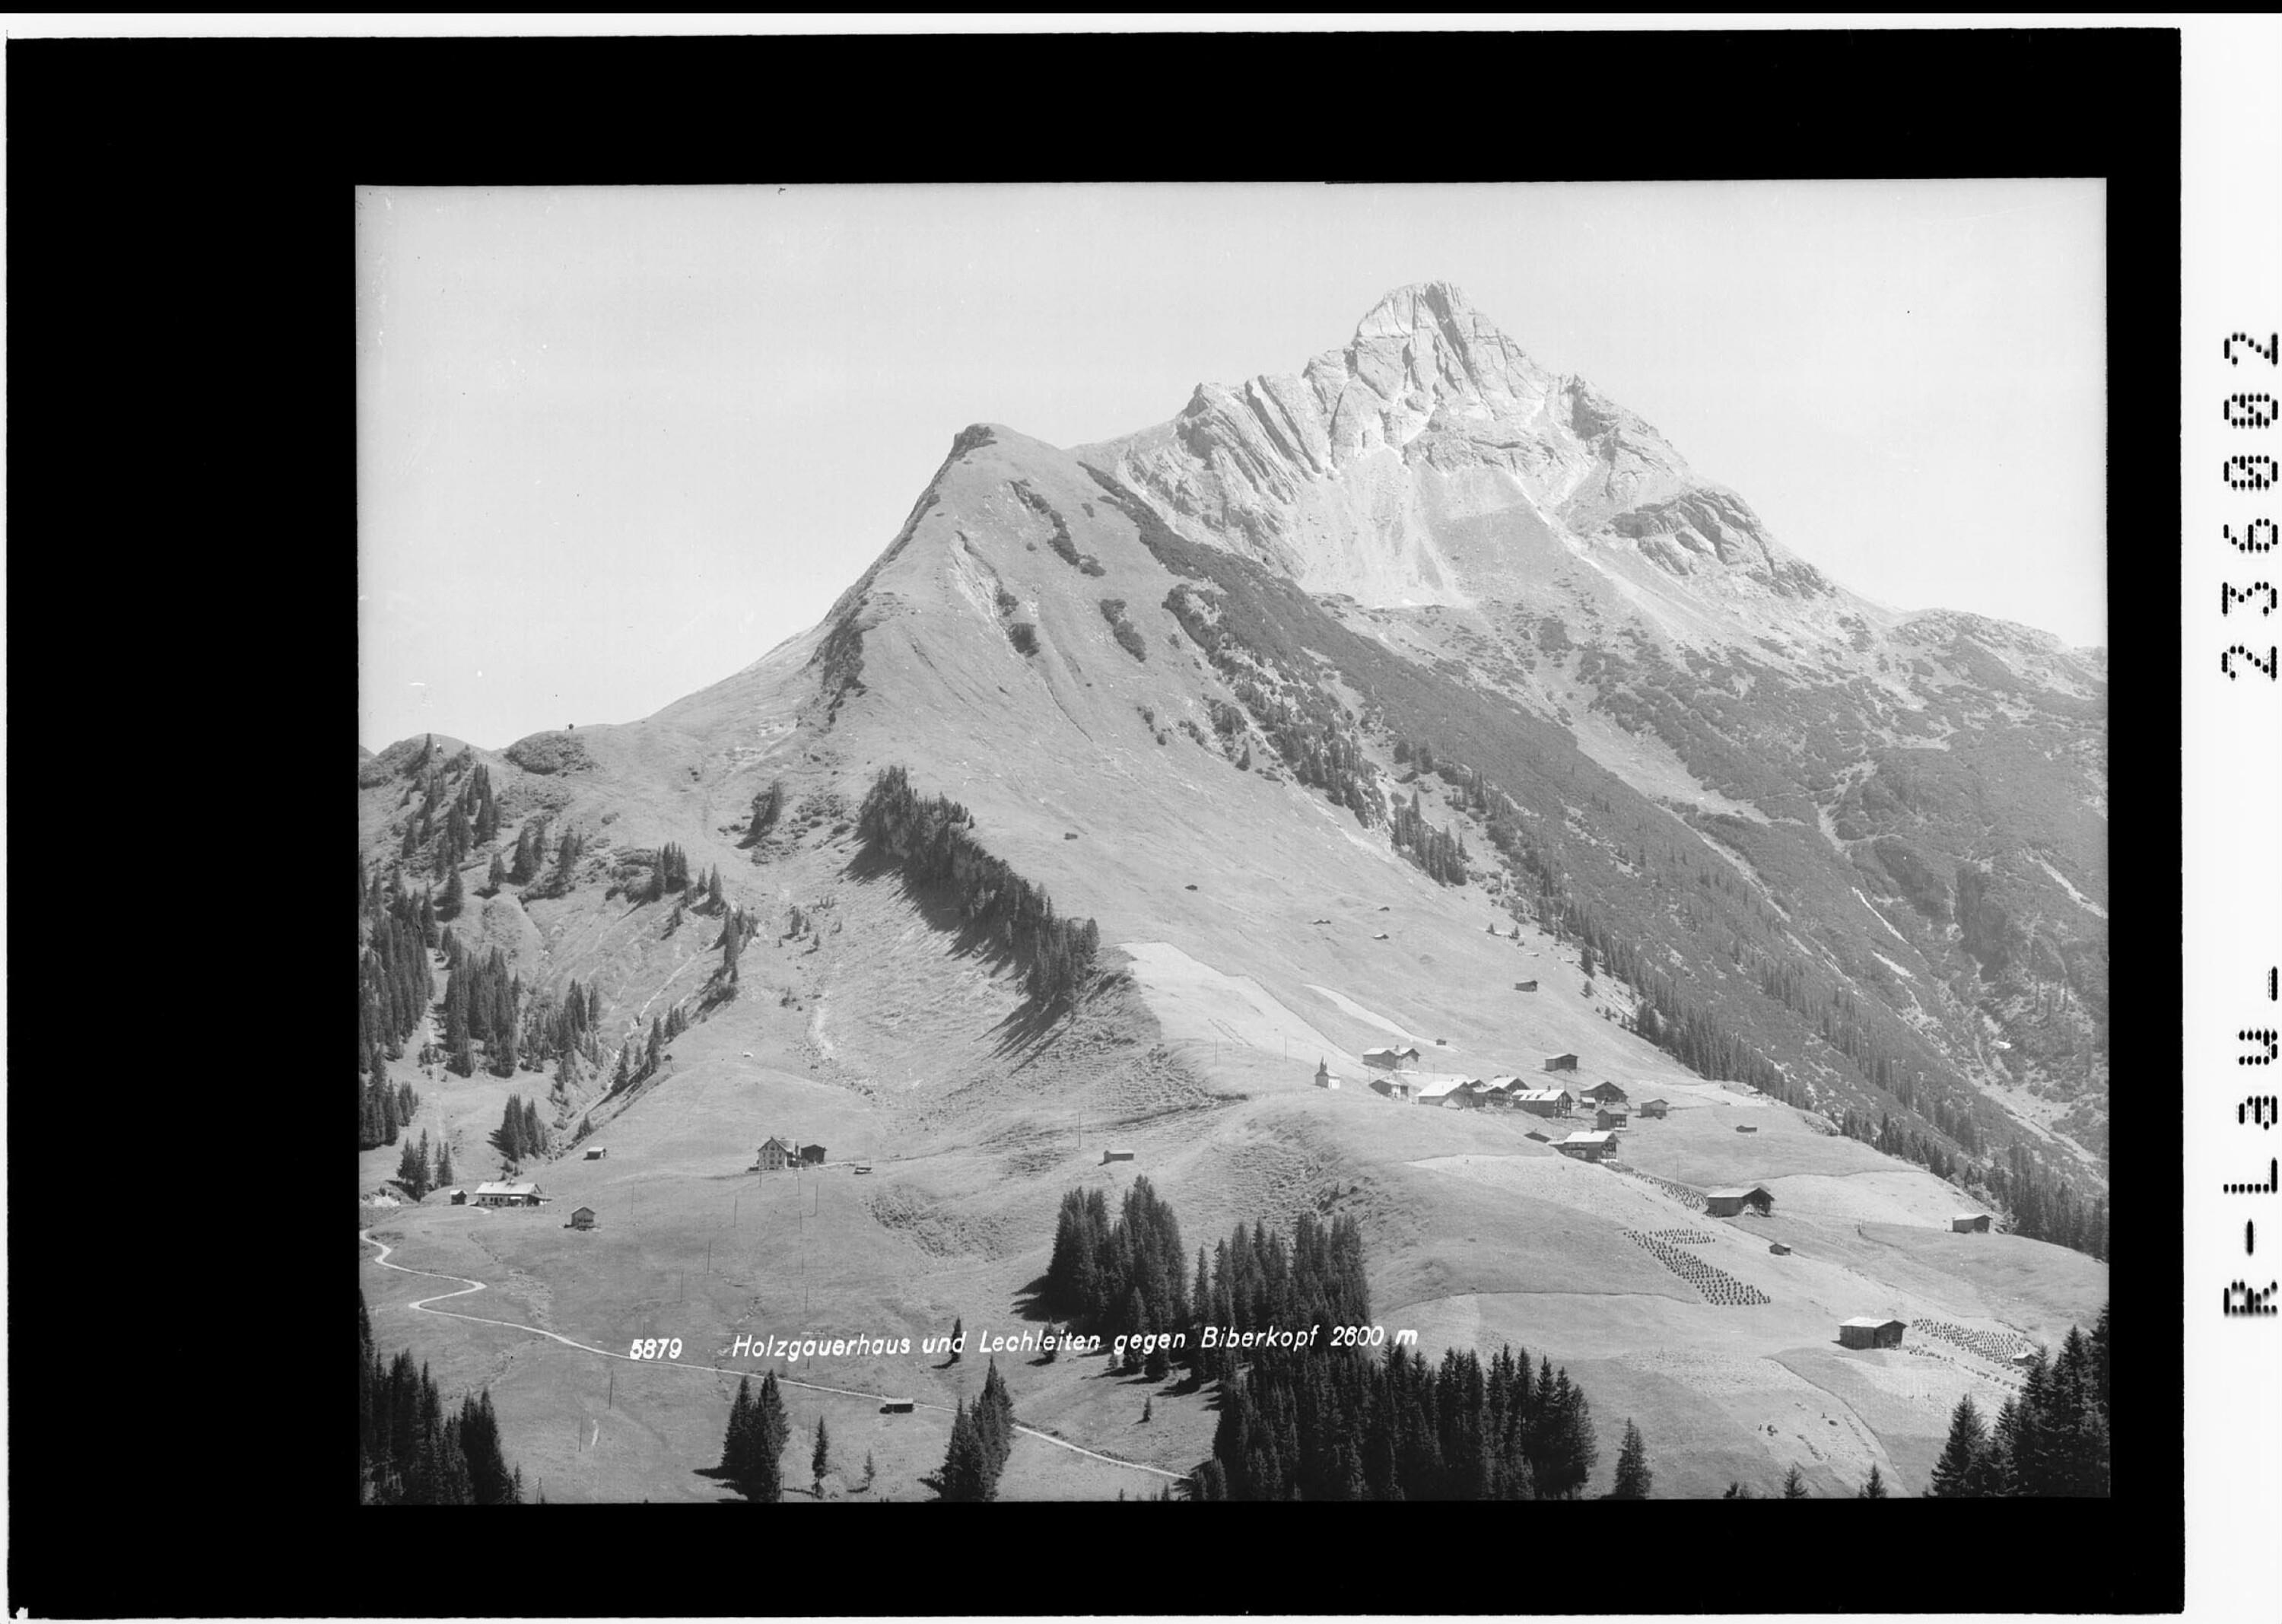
[939,1360,1017,1501]
[1187,1210,1370,1387]
[1929,1308,2109,1496]
[1043,1178,1191,1373]
[1390,787,1470,885]
[359,860,435,1082]
[360,1289,523,1504]
[857,766,1101,1006]
[718,1371,790,1500]
[1195,1340,1604,1502]
[358,1073,420,1152]
[394,1127,453,1197]
[493,1093,549,1164]
[441,939,524,1079]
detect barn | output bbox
[1638,1098,1670,1119]
[801,1144,827,1165]
[1581,1081,1628,1104]
[757,1136,801,1172]
[584,1147,609,1161]
[1543,1053,1580,1073]
[1553,1130,1616,1163]
[1596,1108,1631,1131]
[1514,980,1540,993]
[1509,1088,1573,1117]
[1704,1185,1775,1218]
[472,1181,540,1208]
[1413,1077,1473,1109]
[1368,1076,1416,1101]
[570,1206,597,1231]
[1101,1149,1136,1165]
[1363,1045,1422,1070]
[1951,1212,1992,1234]
[448,1188,469,1205]
[879,1398,915,1414]
[1769,1241,1793,1256]
[1839,1317,1907,1350]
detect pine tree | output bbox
[396,1136,423,1196]
[750,1372,788,1502]
[440,864,465,920]
[437,1139,455,1189]
[1930,1394,1990,1497]
[721,1375,755,1480]
[939,1399,990,1502]
[812,1416,831,1489]
[484,853,507,896]
[1858,1463,1891,1498]
[949,1315,963,1365]
[1609,1418,1651,1498]
[1781,1464,1810,1498]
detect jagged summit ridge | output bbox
[1079,281,1825,619]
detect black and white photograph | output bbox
[354,176,2118,1512]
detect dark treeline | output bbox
[1034,1177,1616,1501]
[939,1359,1017,1501]
[1195,1340,1603,1502]
[360,1288,523,1504]
[1930,1305,2109,1496]
[857,765,1101,1005]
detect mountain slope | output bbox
[358,283,2106,1499]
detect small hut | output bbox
[570,1206,597,1231]
[1839,1317,1907,1350]
[1638,1098,1670,1119]
[1596,1107,1631,1132]
[1769,1241,1792,1256]
[1951,1212,1992,1234]
[1101,1149,1135,1165]
[1543,1053,1580,1073]
[801,1144,827,1165]
[1514,980,1540,993]
[584,1147,609,1161]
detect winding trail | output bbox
[360,1228,1181,1485]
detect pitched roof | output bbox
[1840,1316,1905,1329]
[474,1181,536,1197]
[1559,1130,1614,1146]
[760,1136,798,1153]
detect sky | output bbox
[357,180,2106,752]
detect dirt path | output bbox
[360,1228,1182,1486]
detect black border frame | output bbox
[6,23,2178,1619]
